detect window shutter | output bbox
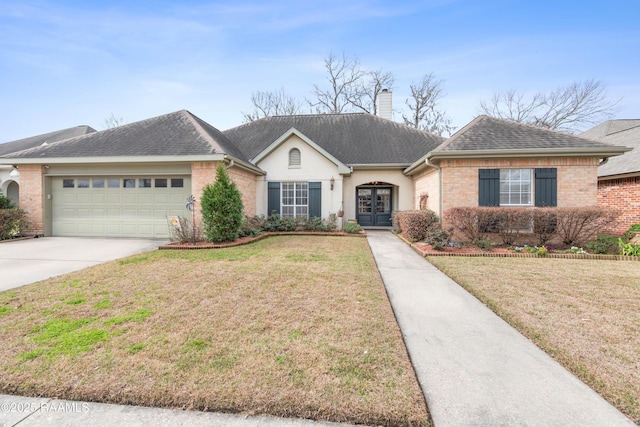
[267,182,281,215]
[478,169,500,206]
[308,182,322,218]
[535,168,557,207]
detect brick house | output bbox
[0,111,628,239]
[406,116,629,229]
[581,120,640,235]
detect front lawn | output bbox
[0,236,428,426]
[427,256,640,423]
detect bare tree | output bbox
[308,52,367,114]
[402,73,455,136]
[352,69,396,114]
[103,113,125,129]
[242,88,301,122]
[479,79,619,133]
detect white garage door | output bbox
[52,176,191,238]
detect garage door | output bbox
[52,176,191,238]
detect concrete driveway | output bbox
[0,237,165,292]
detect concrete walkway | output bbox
[366,230,634,426]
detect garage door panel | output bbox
[52,176,191,238]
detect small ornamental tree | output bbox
[201,163,244,243]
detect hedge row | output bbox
[445,206,619,246]
[392,210,439,241]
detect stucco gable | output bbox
[253,128,351,174]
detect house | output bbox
[581,120,640,235]
[0,109,628,239]
[0,126,96,205]
[406,115,629,228]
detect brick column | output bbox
[17,164,45,235]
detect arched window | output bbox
[289,148,301,168]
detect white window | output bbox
[289,148,301,168]
[281,182,308,218]
[500,169,532,206]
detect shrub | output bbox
[532,208,558,246]
[343,221,362,234]
[261,214,296,232]
[426,227,450,251]
[168,216,202,243]
[201,163,244,243]
[0,190,15,209]
[624,223,640,239]
[619,238,640,256]
[445,207,497,242]
[0,208,27,240]
[471,237,491,251]
[492,208,533,245]
[586,235,620,255]
[392,210,439,241]
[554,207,619,246]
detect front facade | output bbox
[581,120,640,235]
[0,112,628,239]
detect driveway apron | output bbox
[0,237,164,291]
[366,230,634,426]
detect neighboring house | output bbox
[0,126,96,205]
[581,120,640,235]
[406,116,629,229]
[0,110,628,239]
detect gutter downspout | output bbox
[599,157,609,166]
[425,157,443,220]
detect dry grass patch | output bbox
[427,256,640,423]
[0,236,428,426]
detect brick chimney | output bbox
[376,89,393,121]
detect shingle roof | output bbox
[223,113,445,165]
[580,120,640,177]
[433,115,621,152]
[2,110,249,161]
[0,126,96,157]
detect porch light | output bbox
[330,176,335,191]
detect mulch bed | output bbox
[160,230,366,250]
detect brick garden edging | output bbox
[159,230,366,250]
[394,233,640,262]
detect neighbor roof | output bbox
[0,125,96,157]
[2,110,250,162]
[432,115,625,154]
[580,120,640,178]
[223,113,445,165]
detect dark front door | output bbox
[357,187,392,227]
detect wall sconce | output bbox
[330,176,335,191]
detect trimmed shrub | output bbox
[554,207,619,246]
[343,221,362,234]
[586,235,620,255]
[0,208,27,240]
[445,207,497,242]
[492,207,533,245]
[201,163,244,243]
[532,208,557,246]
[625,223,640,239]
[392,210,439,242]
[426,227,450,251]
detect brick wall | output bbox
[439,157,600,228]
[598,176,640,235]
[17,164,44,235]
[190,162,257,226]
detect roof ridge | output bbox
[181,110,221,154]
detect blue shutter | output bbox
[267,182,280,215]
[535,168,557,207]
[478,169,500,206]
[308,182,322,218]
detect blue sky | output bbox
[1,0,639,142]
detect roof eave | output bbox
[427,147,631,161]
[598,171,640,180]
[349,163,410,170]
[1,154,266,175]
